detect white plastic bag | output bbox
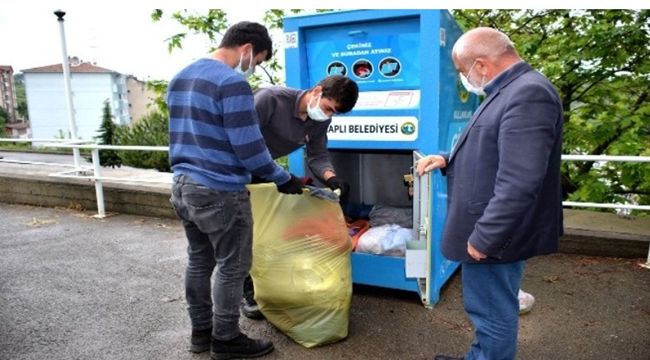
[355,224,412,257]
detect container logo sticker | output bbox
[379,57,402,78]
[327,61,347,76]
[352,59,373,79]
[401,121,416,135]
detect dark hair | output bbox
[317,75,359,113]
[219,21,273,61]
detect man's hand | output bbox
[325,176,350,200]
[277,174,304,195]
[416,155,447,176]
[467,242,487,261]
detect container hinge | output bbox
[419,222,428,241]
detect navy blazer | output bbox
[441,61,564,263]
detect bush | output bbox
[115,111,170,172]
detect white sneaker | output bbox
[518,289,535,315]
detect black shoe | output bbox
[434,356,464,360]
[240,297,264,320]
[241,276,264,320]
[189,327,212,353]
[211,332,274,360]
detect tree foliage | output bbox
[13,73,28,120]
[115,110,170,172]
[93,100,122,168]
[454,10,650,212]
[0,106,7,137]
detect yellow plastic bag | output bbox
[248,183,353,348]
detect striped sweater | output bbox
[167,58,290,191]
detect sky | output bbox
[0,5,272,81]
[1,1,637,82]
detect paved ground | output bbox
[1,203,648,360]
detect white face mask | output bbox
[460,61,486,96]
[307,94,330,121]
[234,51,255,78]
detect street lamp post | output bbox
[54,9,81,170]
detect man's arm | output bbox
[305,124,336,181]
[221,78,290,185]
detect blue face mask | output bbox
[307,94,330,121]
[234,51,255,78]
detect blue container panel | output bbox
[303,17,420,91]
[351,252,420,293]
[430,257,460,304]
[327,140,419,151]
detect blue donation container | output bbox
[283,10,479,307]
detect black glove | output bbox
[276,174,304,195]
[325,176,350,200]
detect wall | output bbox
[25,72,117,140]
[126,76,155,122]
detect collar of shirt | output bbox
[484,60,525,96]
[294,90,309,121]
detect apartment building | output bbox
[22,58,130,140]
[0,65,18,123]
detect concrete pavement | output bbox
[1,203,648,360]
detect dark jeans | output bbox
[170,175,253,341]
[462,261,525,360]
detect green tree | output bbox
[145,79,170,116]
[13,73,28,120]
[115,111,170,172]
[0,106,7,137]
[94,100,122,168]
[454,10,650,212]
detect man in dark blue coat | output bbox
[417,27,563,360]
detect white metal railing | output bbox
[1,139,649,267]
[561,155,650,211]
[561,155,650,163]
[560,155,650,269]
[41,142,169,218]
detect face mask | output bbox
[234,51,255,78]
[307,94,330,121]
[460,61,486,96]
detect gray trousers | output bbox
[171,175,252,341]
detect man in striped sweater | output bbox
[168,21,303,360]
